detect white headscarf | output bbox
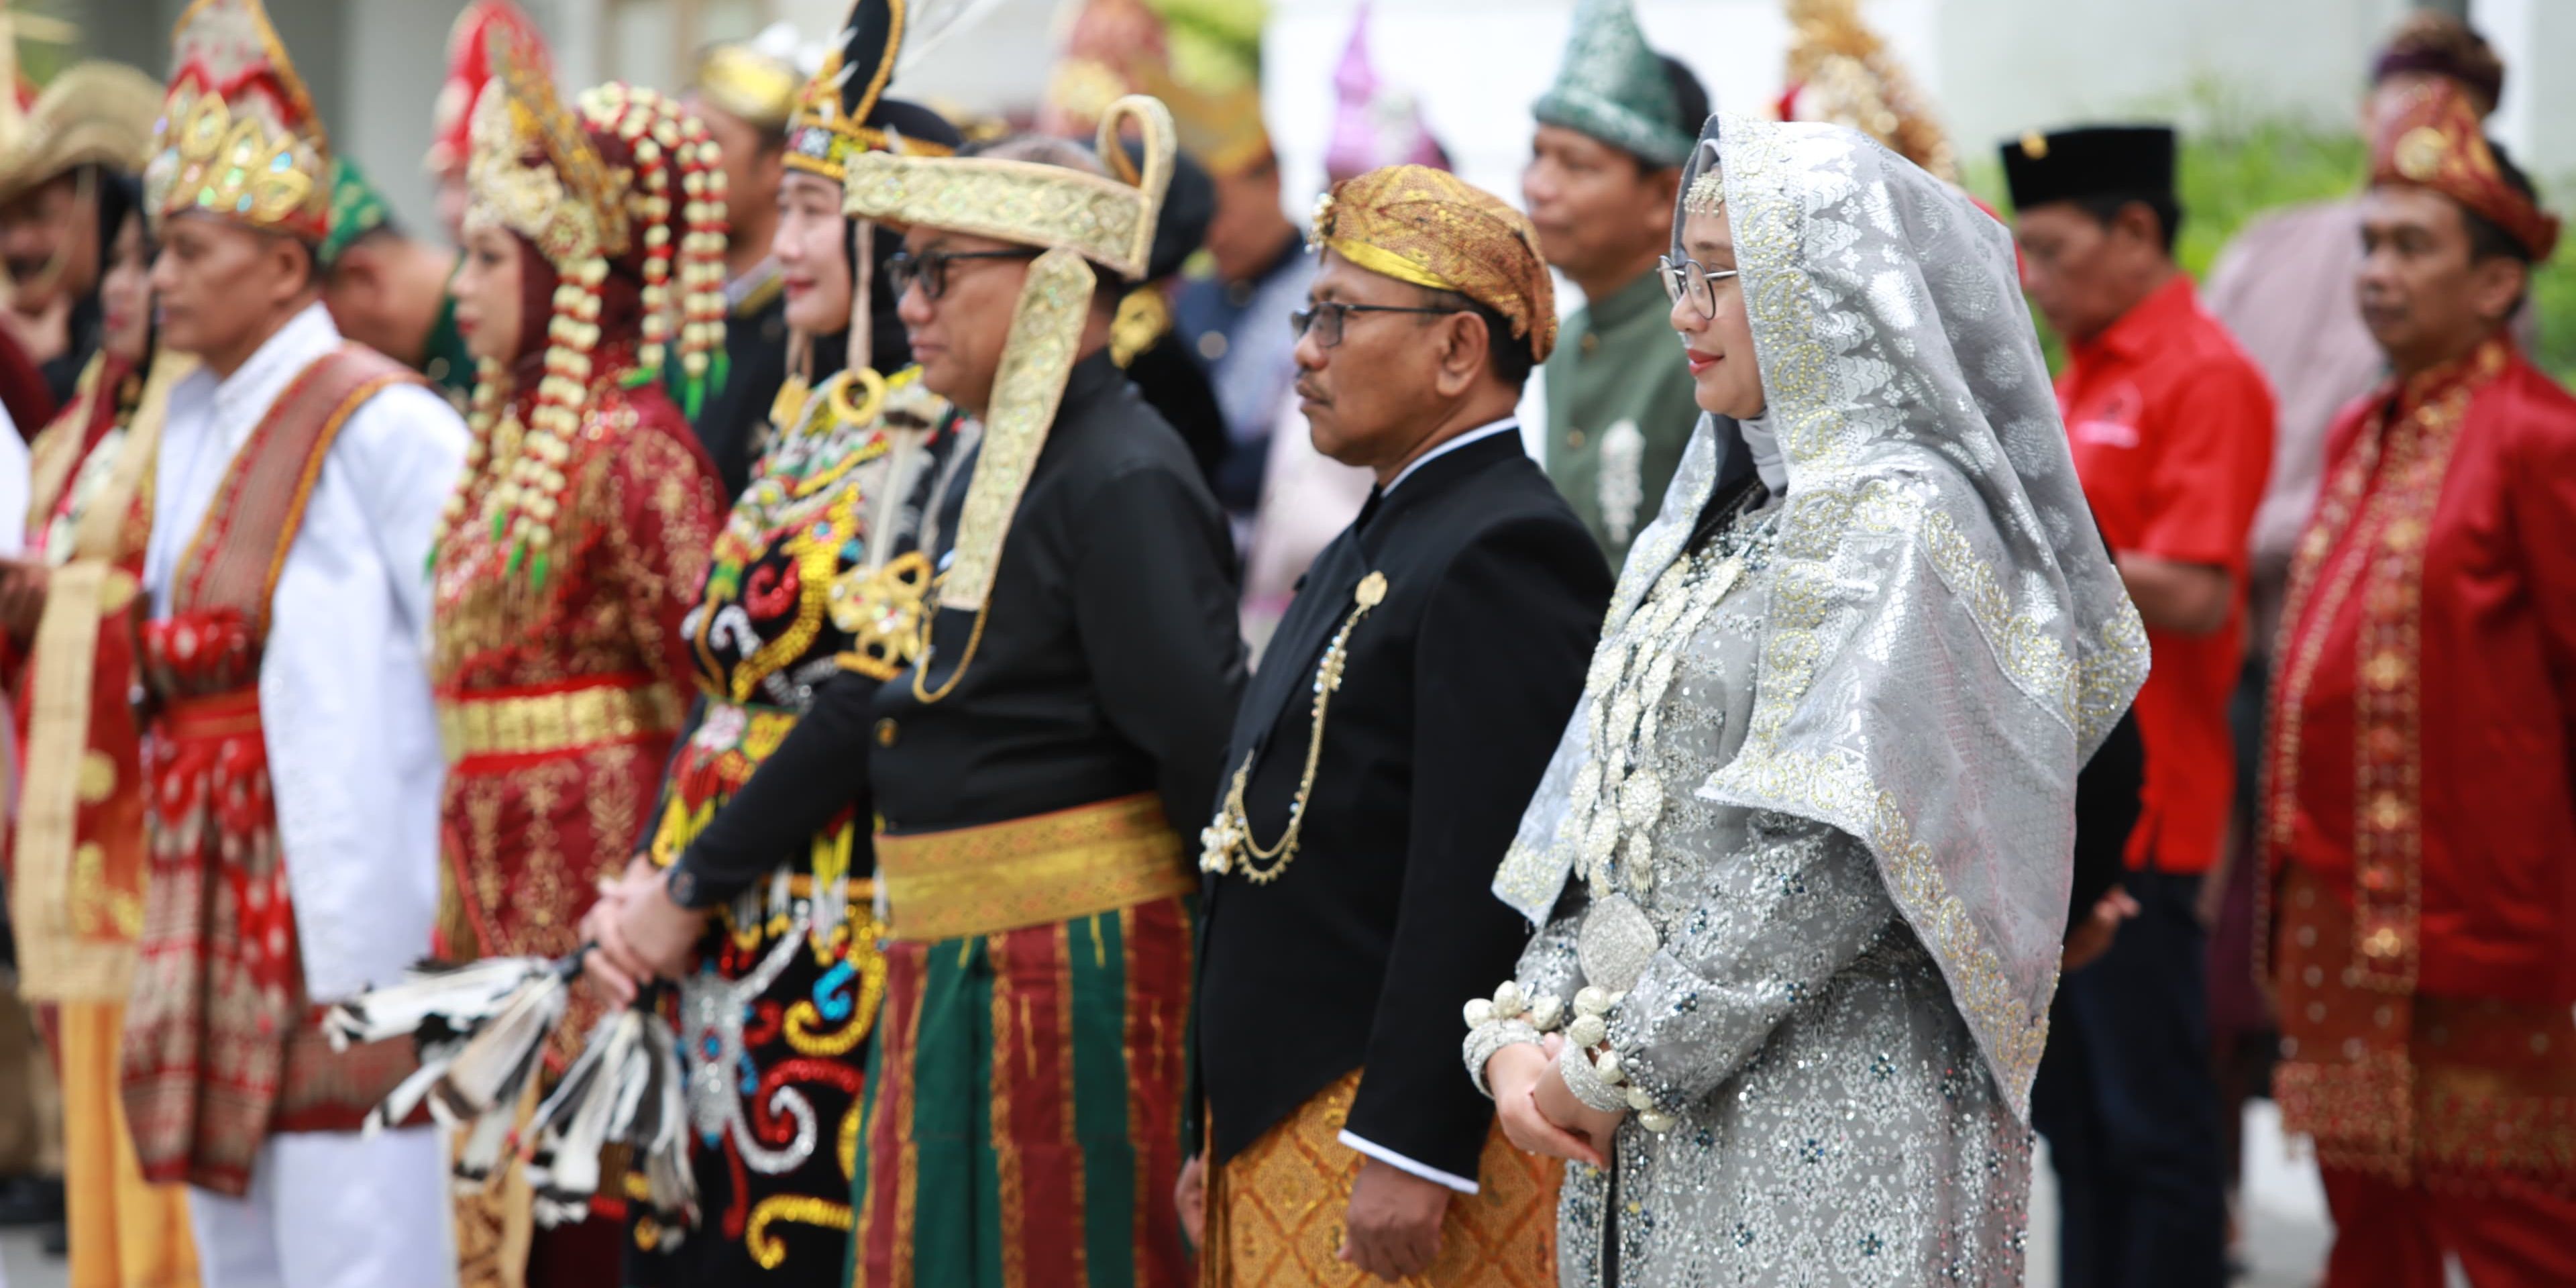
[1496,112,2147,1120]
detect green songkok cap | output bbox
[1532,0,1694,168]
[319,156,394,270]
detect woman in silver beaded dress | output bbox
[1464,111,2148,1287]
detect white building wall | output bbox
[66,0,2576,241]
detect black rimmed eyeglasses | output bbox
[1289,300,1457,350]
[885,247,1044,301]
[1658,254,1741,321]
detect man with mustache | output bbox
[839,105,1247,1285]
[2261,78,2576,1287]
[1523,0,1707,570]
[122,2,468,1281]
[1187,164,1609,1286]
[0,57,160,414]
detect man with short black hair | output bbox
[1524,0,1707,568]
[2263,78,2576,1288]
[2006,121,2273,1288]
[123,3,467,1283]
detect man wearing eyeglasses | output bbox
[1183,164,1609,1285]
[838,122,1248,1285]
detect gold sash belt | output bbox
[875,793,1192,942]
[437,674,683,765]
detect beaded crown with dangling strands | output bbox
[438,30,729,589]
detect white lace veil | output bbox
[1493,113,2148,1119]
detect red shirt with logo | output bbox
[2059,274,2275,875]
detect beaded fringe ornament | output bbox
[1683,166,1726,217]
[437,78,730,590]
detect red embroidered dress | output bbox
[429,363,721,983]
[9,354,154,1000]
[120,345,423,1195]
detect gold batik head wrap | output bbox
[1310,163,1558,363]
[694,24,811,133]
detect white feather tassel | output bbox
[323,957,554,1052]
[431,963,573,1124]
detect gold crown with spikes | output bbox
[142,0,334,240]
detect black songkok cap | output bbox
[1999,125,2177,210]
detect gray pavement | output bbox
[0,1104,2350,1287]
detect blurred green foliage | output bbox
[1965,107,2575,383]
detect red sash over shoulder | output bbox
[121,344,423,1196]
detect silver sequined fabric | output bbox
[1492,111,2149,1120]
[1474,540,2027,1285]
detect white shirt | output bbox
[145,303,470,1001]
[1383,417,1521,496]
[0,398,24,558]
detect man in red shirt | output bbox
[2006,124,2274,1288]
[2263,80,2575,1287]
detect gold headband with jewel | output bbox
[842,93,1173,280]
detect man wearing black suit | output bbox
[1185,164,1613,1286]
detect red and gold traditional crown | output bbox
[1041,0,1271,178]
[142,0,332,241]
[429,1,551,177]
[2371,78,2560,261]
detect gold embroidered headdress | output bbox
[694,23,815,134]
[1310,164,1558,362]
[843,94,1173,683]
[142,0,333,241]
[447,35,729,588]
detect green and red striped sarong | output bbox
[849,796,1196,1287]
